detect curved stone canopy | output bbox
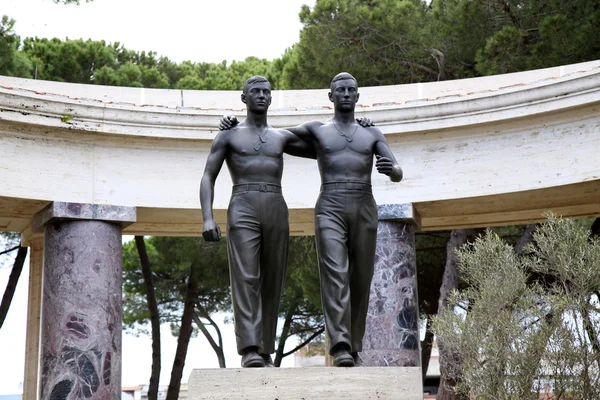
[1,60,599,239]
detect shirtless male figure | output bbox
[221,72,402,367]
[200,76,315,367]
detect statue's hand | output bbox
[219,115,239,131]
[357,117,374,127]
[202,219,222,241]
[375,155,402,182]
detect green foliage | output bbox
[472,0,600,75]
[281,0,435,88]
[433,216,600,399]
[283,236,324,342]
[122,235,324,353]
[53,0,92,4]
[0,16,30,77]
[122,237,231,336]
[5,0,600,90]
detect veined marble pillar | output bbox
[32,202,135,400]
[362,203,421,367]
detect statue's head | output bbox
[242,76,272,113]
[329,72,359,111]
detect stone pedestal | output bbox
[33,202,135,400]
[188,367,422,400]
[362,204,421,367]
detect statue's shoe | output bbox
[241,351,265,368]
[261,354,275,367]
[351,352,364,367]
[332,347,355,367]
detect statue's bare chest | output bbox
[229,128,285,157]
[315,124,375,155]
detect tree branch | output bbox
[282,326,325,358]
[0,245,19,257]
[0,246,27,329]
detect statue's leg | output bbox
[258,192,289,355]
[314,191,351,354]
[227,192,262,355]
[347,193,378,353]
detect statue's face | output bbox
[242,81,272,113]
[329,78,359,111]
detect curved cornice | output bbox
[1,62,599,140]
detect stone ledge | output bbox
[378,203,421,229]
[32,202,136,232]
[187,367,422,400]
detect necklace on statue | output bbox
[254,127,268,151]
[333,120,358,142]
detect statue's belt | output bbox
[232,183,283,194]
[320,182,372,193]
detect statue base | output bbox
[188,367,422,399]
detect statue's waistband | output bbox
[232,183,282,194]
[320,181,372,193]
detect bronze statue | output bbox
[200,76,315,367]
[220,72,402,367]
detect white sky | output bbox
[4,0,316,64]
[0,0,317,394]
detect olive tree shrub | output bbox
[433,215,600,400]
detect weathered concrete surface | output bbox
[187,367,423,400]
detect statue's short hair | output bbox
[243,76,270,94]
[330,72,358,91]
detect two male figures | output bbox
[200,73,402,367]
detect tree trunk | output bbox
[165,264,198,400]
[514,224,539,255]
[193,306,226,368]
[274,303,297,367]
[135,236,161,400]
[582,304,600,356]
[436,229,481,400]
[0,246,27,329]
[421,317,435,383]
[591,218,600,237]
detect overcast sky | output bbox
[0,0,316,394]
[4,0,316,64]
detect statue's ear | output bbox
[356,92,360,102]
[241,93,247,104]
[328,91,333,102]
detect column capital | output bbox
[32,202,136,232]
[377,203,421,230]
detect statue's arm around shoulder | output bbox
[370,127,403,182]
[199,131,229,241]
[283,129,317,159]
[286,120,323,141]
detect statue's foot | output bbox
[261,354,275,367]
[241,349,265,368]
[351,352,363,367]
[332,344,355,367]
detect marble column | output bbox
[32,202,136,400]
[361,203,421,367]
